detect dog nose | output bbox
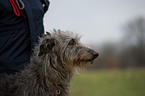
[88,49,99,59]
[92,51,99,58]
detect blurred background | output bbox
[44,0,145,96]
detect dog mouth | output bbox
[79,52,99,63]
[75,56,98,64]
[79,58,96,64]
[73,51,99,65]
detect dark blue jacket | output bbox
[0,0,49,74]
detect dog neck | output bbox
[18,53,74,96]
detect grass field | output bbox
[70,68,145,96]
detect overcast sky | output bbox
[44,0,145,46]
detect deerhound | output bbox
[0,29,99,96]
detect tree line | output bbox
[89,17,145,69]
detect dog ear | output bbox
[46,39,55,50]
[38,39,55,56]
[68,39,76,45]
[38,44,46,56]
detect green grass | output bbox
[70,68,145,96]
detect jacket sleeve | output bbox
[41,0,50,13]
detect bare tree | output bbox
[122,17,145,67]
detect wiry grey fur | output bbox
[0,29,99,96]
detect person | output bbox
[0,0,50,74]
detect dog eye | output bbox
[68,39,76,45]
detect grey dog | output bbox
[0,29,99,96]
